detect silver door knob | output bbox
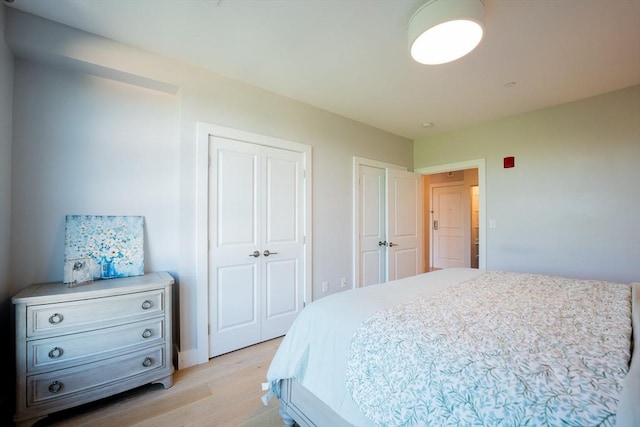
[263,250,278,257]
[249,251,261,257]
[389,242,398,247]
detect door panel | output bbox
[217,149,258,246]
[386,169,423,281]
[265,259,297,317]
[261,147,304,340]
[210,139,261,356]
[439,235,464,259]
[393,248,420,279]
[359,166,386,286]
[361,250,384,286]
[216,264,259,332]
[263,258,298,340]
[432,185,467,268]
[265,154,298,243]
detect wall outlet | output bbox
[322,281,328,293]
[340,277,347,288]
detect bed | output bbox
[263,268,639,427]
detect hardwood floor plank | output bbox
[39,337,284,427]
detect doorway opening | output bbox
[425,169,478,271]
[415,159,486,271]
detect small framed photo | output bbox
[63,258,94,287]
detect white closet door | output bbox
[260,147,304,341]
[386,168,424,281]
[209,137,303,357]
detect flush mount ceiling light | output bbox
[408,0,485,65]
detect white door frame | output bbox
[415,159,486,270]
[352,157,406,288]
[195,122,312,365]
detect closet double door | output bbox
[209,137,304,357]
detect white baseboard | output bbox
[177,348,202,370]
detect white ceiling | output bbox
[5,0,640,140]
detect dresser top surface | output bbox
[12,271,174,304]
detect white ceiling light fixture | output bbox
[409,0,485,65]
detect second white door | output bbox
[386,168,424,281]
[357,164,423,286]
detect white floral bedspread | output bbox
[346,271,632,427]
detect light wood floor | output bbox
[36,337,285,427]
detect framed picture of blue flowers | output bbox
[64,215,145,282]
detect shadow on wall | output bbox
[1,299,15,424]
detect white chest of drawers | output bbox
[12,272,175,427]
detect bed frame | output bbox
[277,284,640,427]
[277,378,350,427]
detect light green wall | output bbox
[414,85,640,283]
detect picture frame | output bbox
[63,258,94,287]
[64,215,145,281]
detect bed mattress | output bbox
[265,268,634,426]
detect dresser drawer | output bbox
[26,290,164,337]
[27,346,166,407]
[27,318,165,373]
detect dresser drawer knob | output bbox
[48,313,64,324]
[142,357,153,367]
[48,381,62,394]
[48,347,64,359]
[142,329,152,339]
[141,300,152,310]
